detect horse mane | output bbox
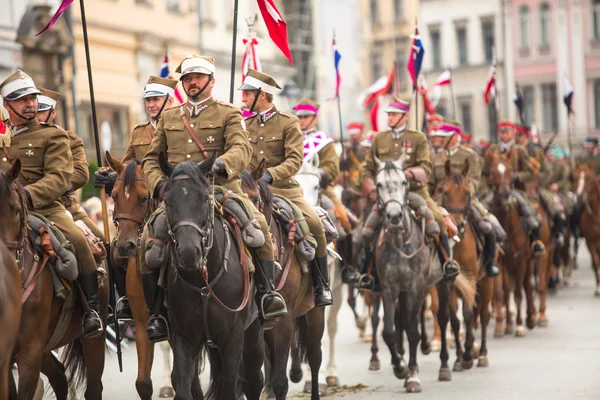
[123,160,142,190]
[383,160,398,171]
[168,161,208,189]
[0,170,12,203]
[240,170,273,213]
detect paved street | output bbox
[37,248,600,399]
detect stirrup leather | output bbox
[357,273,375,292]
[261,291,288,320]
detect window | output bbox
[461,103,472,133]
[370,0,379,24]
[595,80,600,128]
[541,83,558,132]
[592,0,600,39]
[394,0,403,21]
[519,5,530,50]
[457,27,468,65]
[79,103,129,154]
[482,21,495,63]
[431,29,442,69]
[166,0,180,12]
[371,51,382,82]
[539,3,551,48]
[488,102,498,143]
[522,86,534,125]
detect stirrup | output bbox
[531,240,546,257]
[115,296,133,322]
[147,314,171,344]
[261,291,288,320]
[443,259,460,282]
[82,310,104,339]
[357,273,375,292]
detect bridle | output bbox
[374,165,409,228]
[112,174,152,247]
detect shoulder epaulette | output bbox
[133,121,151,130]
[277,111,293,119]
[215,99,236,108]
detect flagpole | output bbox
[567,111,574,168]
[78,0,123,372]
[492,45,499,144]
[229,0,240,103]
[337,95,347,188]
[448,66,457,120]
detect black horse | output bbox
[158,153,264,400]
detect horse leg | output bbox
[429,286,441,351]
[305,307,325,400]
[404,290,424,393]
[593,245,600,296]
[288,319,302,385]
[266,315,293,400]
[15,341,45,400]
[369,294,382,371]
[171,333,197,400]
[478,277,494,368]
[326,274,343,387]
[513,260,527,337]
[159,341,174,397]
[40,352,68,400]
[81,336,106,400]
[503,267,515,335]
[381,290,404,379]
[448,289,463,372]
[461,294,475,370]
[436,283,452,382]
[493,269,505,337]
[243,319,265,400]
[536,253,550,328]
[191,361,203,400]
[420,298,431,355]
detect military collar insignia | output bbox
[13,125,29,136]
[261,110,276,124]
[186,103,209,117]
[446,147,459,157]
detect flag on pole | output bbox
[514,85,525,124]
[563,77,574,115]
[484,60,496,105]
[432,69,451,87]
[332,35,342,99]
[363,63,396,108]
[35,0,74,36]
[406,27,425,90]
[242,37,262,81]
[256,0,294,65]
[0,108,13,148]
[160,53,184,104]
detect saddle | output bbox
[271,195,317,262]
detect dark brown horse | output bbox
[241,162,324,400]
[105,152,173,399]
[575,163,600,296]
[438,160,494,368]
[3,160,109,400]
[0,166,22,400]
[488,154,535,337]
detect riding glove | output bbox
[260,170,273,185]
[93,170,118,195]
[211,158,227,177]
[154,179,167,200]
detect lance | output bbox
[78,0,123,372]
[229,0,240,102]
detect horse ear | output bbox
[7,158,21,183]
[159,152,174,177]
[394,152,407,170]
[462,159,470,177]
[197,151,216,176]
[373,155,384,171]
[252,158,266,181]
[444,159,452,177]
[105,151,123,175]
[310,152,320,169]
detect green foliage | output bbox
[81,161,99,201]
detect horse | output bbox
[0,168,22,400]
[158,153,264,400]
[370,155,476,392]
[240,161,325,400]
[3,160,108,400]
[575,163,600,296]
[488,154,536,337]
[438,160,493,368]
[105,152,174,399]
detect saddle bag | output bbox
[271,196,317,262]
[74,220,107,264]
[145,207,169,270]
[315,205,340,243]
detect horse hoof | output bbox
[472,343,481,358]
[438,367,452,381]
[527,315,537,329]
[494,326,505,338]
[363,334,373,342]
[595,288,600,297]
[394,363,408,379]
[358,329,365,338]
[478,355,489,367]
[421,341,432,355]
[462,358,474,370]
[405,377,422,393]
[538,315,549,328]
[290,367,303,383]
[356,316,368,331]
[326,375,340,387]
[515,326,526,337]
[431,339,441,352]
[369,360,380,371]
[159,387,174,398]
[505,324,514,335]
[452,360,463,372]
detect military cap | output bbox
[431,119,462,137]
[143,75,178,99]
[461,133,472,143]
[585,137,599,146]
[497,120,516,131]
[360,131,376,148]
[347,122,364,136]
[0,70,41,101]
[385,97,410,113]
[176,54,216,78]
[238,69,282,95]
[293,97,320,117]
[37,87,61,111]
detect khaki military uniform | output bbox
[365,127,445,234]
[123,121,154,163]
[60,130,104,241]
[245,107,328,258]
[523,141,562,218]
[548,161,575,215]
[0,120,97,274]
[143,98,274,261]
[429,145,482,197]
[341,143,368,184]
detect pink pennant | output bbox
[36,0,74,36]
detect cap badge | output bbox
[17,70,26,79]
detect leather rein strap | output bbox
[179,105,210,159]
[113,175,150,225]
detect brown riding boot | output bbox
[79,271,104,338]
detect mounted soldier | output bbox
[427,119,501,278]
[362,97,460,282]
[340,122,368,185]
[482,121,545,258]
[237,69,333,307]
[142,55,285,342]
[577,137,600,176]
[0,70,103,338]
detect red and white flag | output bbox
[256,0,294,65]
[432,69,451,87]
[484,58,496,105]
[242,37,262,81]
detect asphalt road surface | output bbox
[36,247,600,399]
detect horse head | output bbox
[242,159,272,215]
[159,152,215,271]
[489,153,513,206]
[0,159,26,247]
[107,151,150,258]
[440,159,471,222]
[373,154,408,228]
[575,163,599,198]
[295,152,321,207]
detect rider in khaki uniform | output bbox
[238,69,332,306]
[364,97,460,282]
[427,119,500,277]
[482,121,545,257]
[0,71,103,338]
[577,137,600,176]
[341,122,368,183]
[142,55,285,341]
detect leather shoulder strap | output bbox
[145,125,153,142]
[179,105,209,159]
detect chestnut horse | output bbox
[105,152,175,399]
[488,154,536,337]
[4,160,108,400]
[575,163,600,296]
[438,160,494,368]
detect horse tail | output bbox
[61,338,87,393]
[453,273,477,309]
[294,315,310,363]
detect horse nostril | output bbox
[390,215,401,225]
[126,241,136,251]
